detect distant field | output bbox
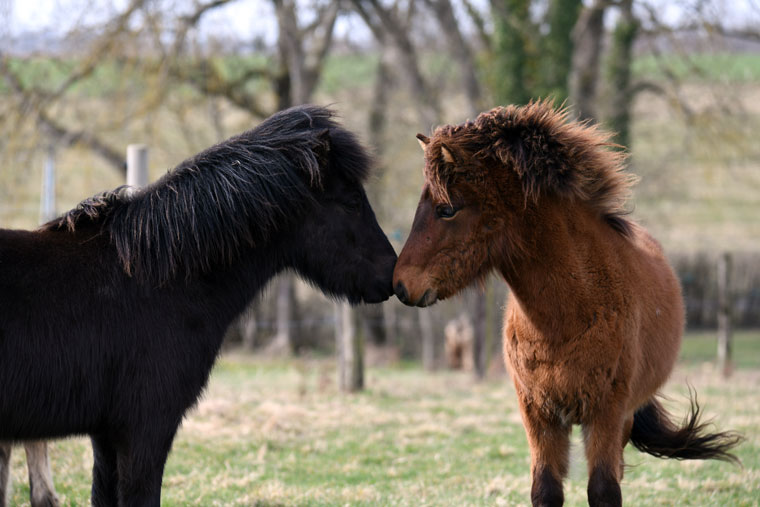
[6,331,759,506]
[633,52,760,83]
[4,50,760,94]
[680,330,760,369]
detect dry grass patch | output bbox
[4,351,759,505]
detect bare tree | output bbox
[424,0,483,114]
[568,0,608,121]
[351,0,440,128]
[605,0,638,147]
[274,0,339,105]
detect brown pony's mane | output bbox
[426,100,636,237]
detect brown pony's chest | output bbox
[503,303,631,425]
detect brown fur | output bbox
[394,101,741,506]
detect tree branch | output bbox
[424,0,482,115]
[0,57,124,172]
[48,0,148,105]
[461,0,491,50]
[351,0,440,126]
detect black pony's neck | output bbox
[184,224,298,317]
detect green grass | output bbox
[633,52,760,83]
[4,50,759,99]
[6,332,760,506]
[680,330,760,369]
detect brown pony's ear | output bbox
[440,143,458,165]
[416,133,430,151]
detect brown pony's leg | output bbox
[619,415,634,479]
[583,409,626,507]
[516,392,570,507]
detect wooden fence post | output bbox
[717,252,733,377]
[126,144,149,188]
[270,277,294,354]
[336,302,363,391]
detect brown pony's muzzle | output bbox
[392,266,438,307]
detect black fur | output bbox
[587,466,621,507]
[630,394,743,464]
[0,105,397,505]
[530,467,564,507]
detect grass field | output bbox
[5,333,760,506]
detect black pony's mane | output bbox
[43,105,371,284]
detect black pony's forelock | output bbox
[43,105,372,285]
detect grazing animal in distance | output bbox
[444,313,474,370]
[392,101,741,506]
[0,105,397,506]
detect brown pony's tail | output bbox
[630,391,743,464]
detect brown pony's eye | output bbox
[435,204,459,219]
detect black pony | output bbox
[0,105,397,506]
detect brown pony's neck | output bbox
[496,198,624,336]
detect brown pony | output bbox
[393,101,741,506]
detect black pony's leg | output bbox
[24,441,60,507]
[0,442,11,507]
[91,435,119,507]
[116,427,178,507]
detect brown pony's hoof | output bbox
[587,466,622,507]
[531,468,564,507]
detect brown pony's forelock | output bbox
[425,100,636,237]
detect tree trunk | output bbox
[240,300,259,351]
[383,302,399,348]
[484,278,502,374]
[541,0,583,101]
[491,0,533,105]
[358,305,387,346]
[568,0,607,121]
[351,0,440,127]
[605,0,638,148]
[472,290,487,380]
[368,48,394,160]
[269,276,296,355]
[426,0,482,115]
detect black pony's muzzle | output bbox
[361,254,397,304]
[394,281,409,304]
